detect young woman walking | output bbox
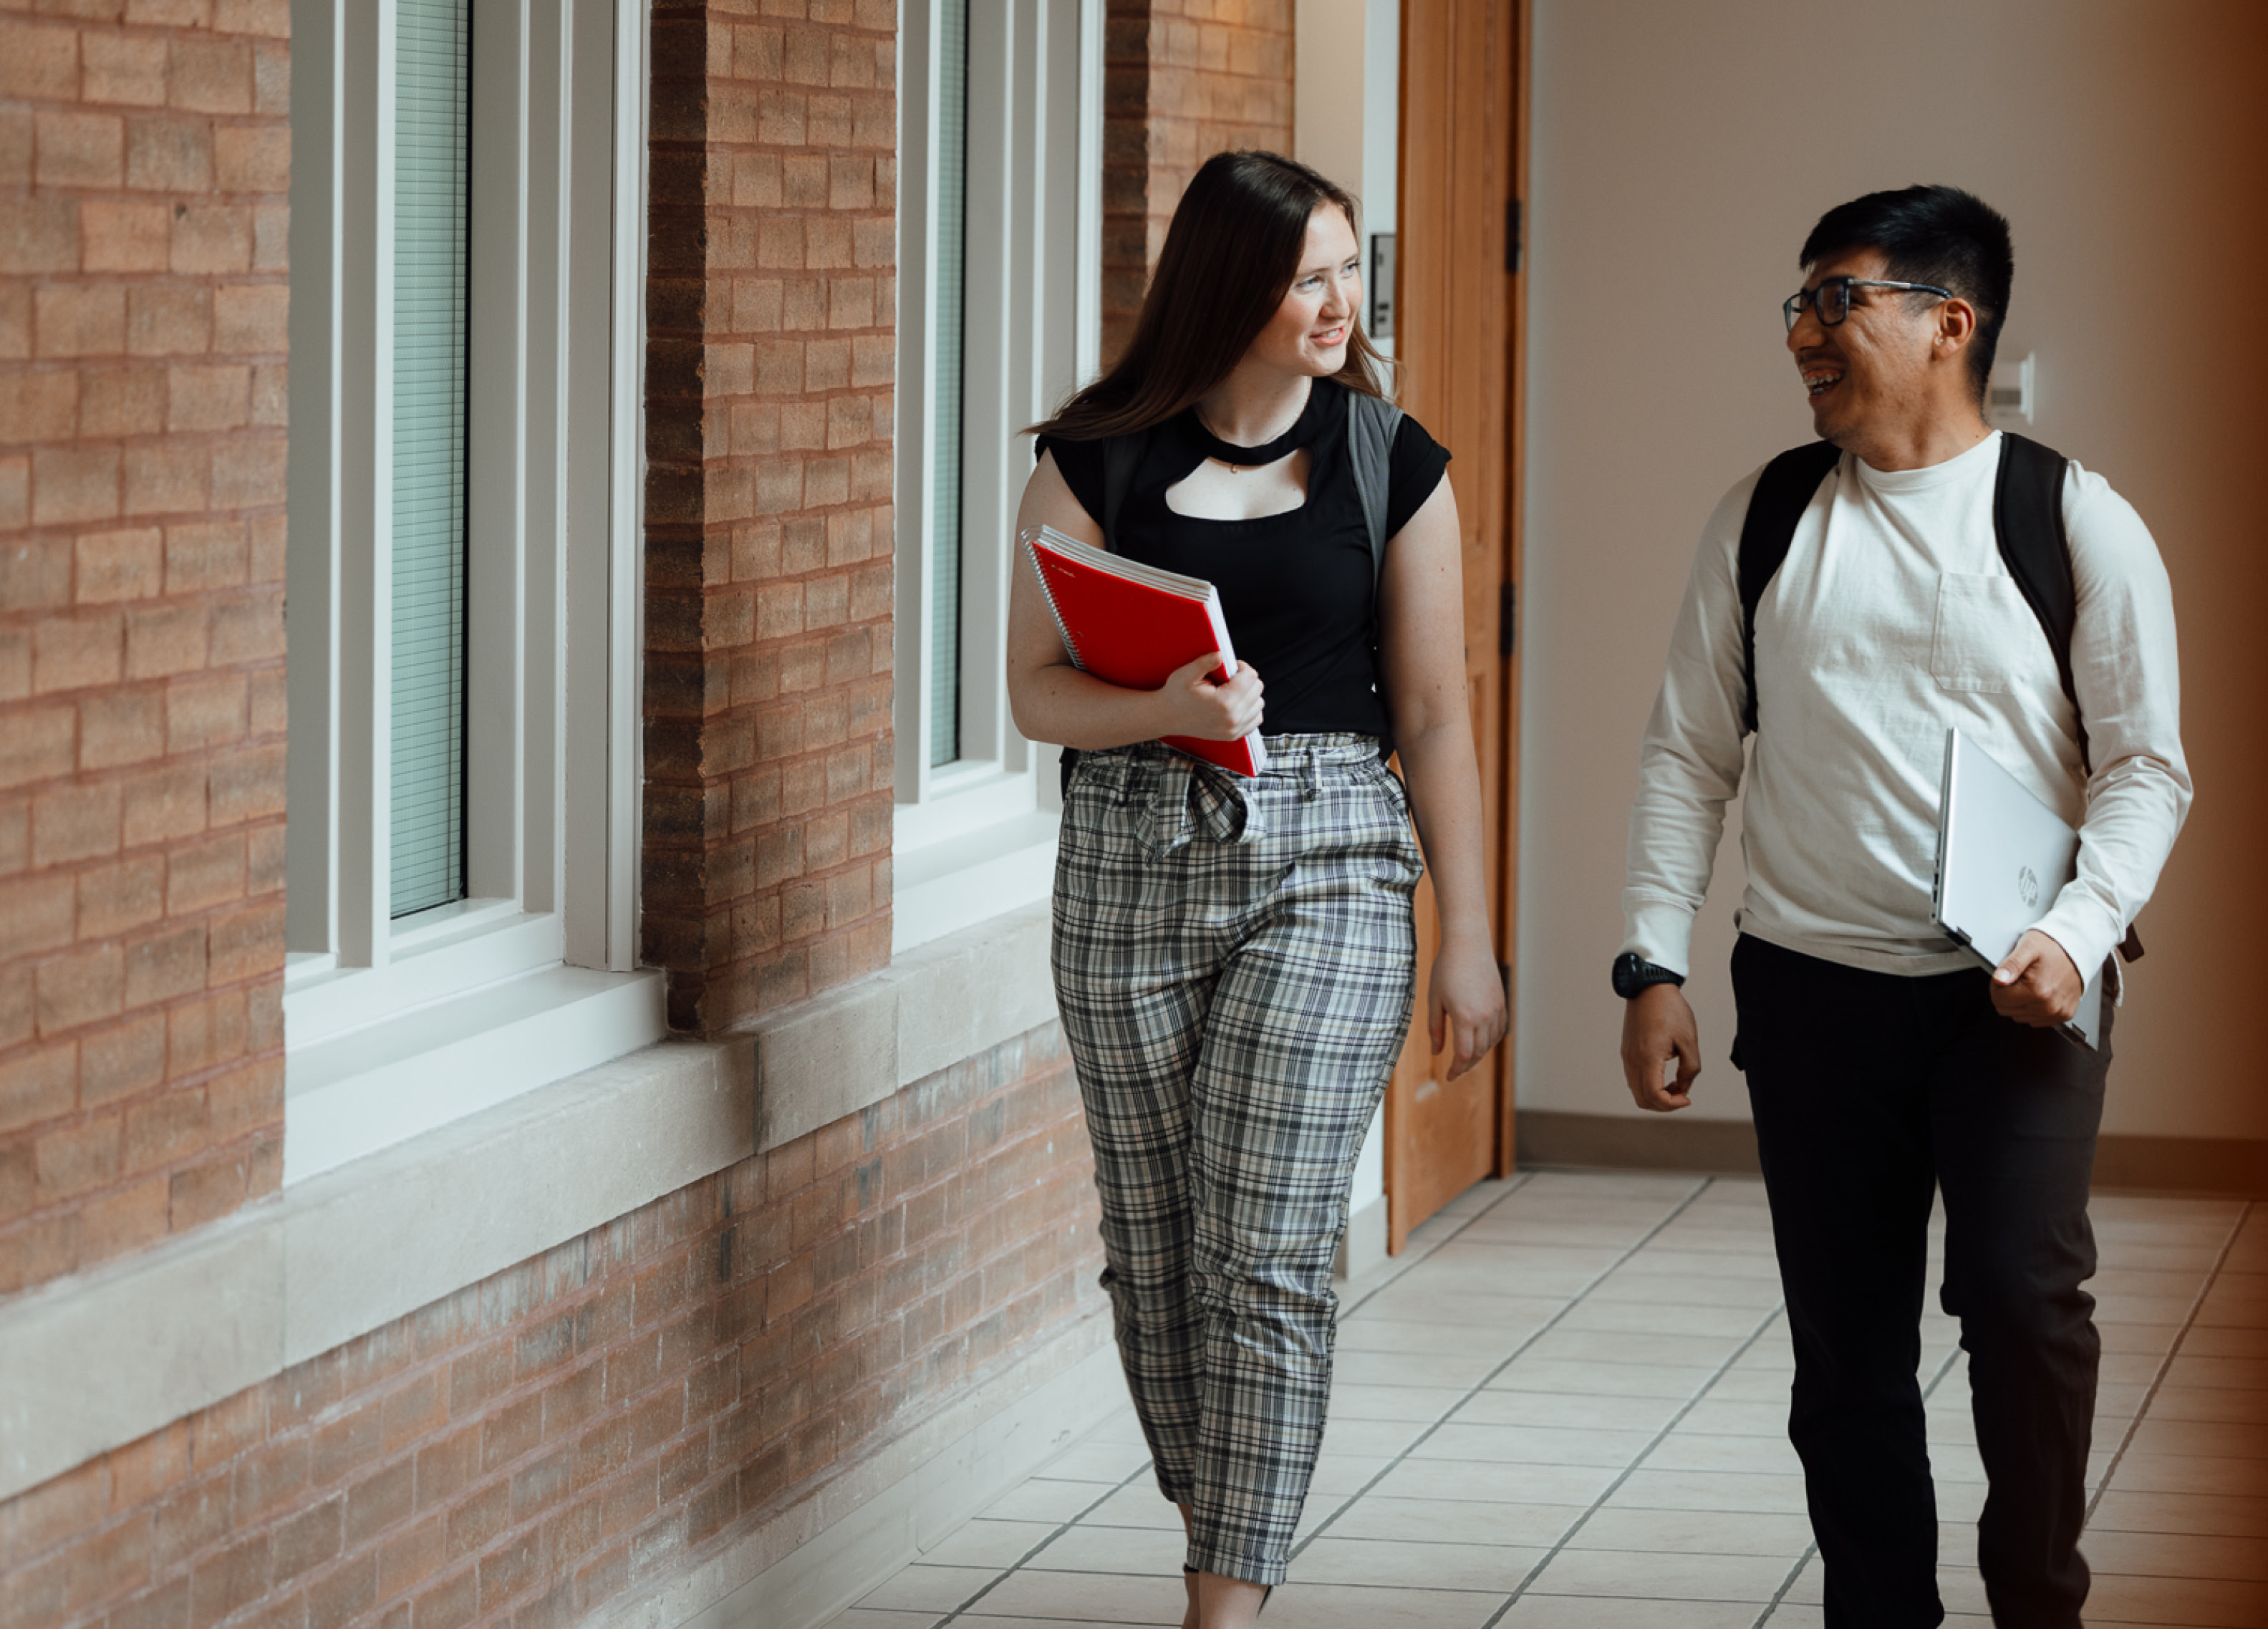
[1005,150,1505,1626]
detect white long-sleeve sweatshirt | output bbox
[1622,430,2190,980]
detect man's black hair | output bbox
[1800,184,2014,401]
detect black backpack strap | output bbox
[1736,440,1843,736]
[1989,433,2141,961]
[1992,432,2083,771]
[1100,431,1143,549]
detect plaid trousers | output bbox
[1051,734,1422,1586]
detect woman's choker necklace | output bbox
[1192,401,1307,474]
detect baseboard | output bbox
[1336,1194,1387,1281]
[597,1313,1120,1629]
[1514,1111,2268,1197]
[1515,1110,1762,1175]
[2090,1134,2268,1197]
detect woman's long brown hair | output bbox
[1031,150,1391,443]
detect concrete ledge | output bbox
[745,904,1057,1152]
[283,1037,753,1365]
[0,1221,284,1504]
[1516,1111,2268,1198]
[0,903,1066,1502]
[0,1037,750,1503]
[597,1313,1120,1629]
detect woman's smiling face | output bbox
[1245,203,1363,378]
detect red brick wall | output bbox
[642,0,896,1035]
[0,0,291,1295]
[0,1023,1104,1629]
[1101,0,1295,363]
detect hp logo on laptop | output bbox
[2017,865,2040,907]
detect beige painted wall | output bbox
[1517,0,2268,1139]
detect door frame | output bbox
[1497,0,1530,1178]
[1382,0,1530,1252]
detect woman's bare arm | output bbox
[1005,451,1265,749]
[1377,476,1507,1078]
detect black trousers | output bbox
[1731,934,2111,1629]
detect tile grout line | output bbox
[1477,1246,1795,1627]
[1742,1215,2139,1627]
[1336,1168,1543,1321]
[1264,1169,1545,1560]
[1916,1340,1964,1404]
[1747,1335,1955,1624]
[922,1171,1548,1625]
[1748,1539,1822,1627]
[2080,1196,2254,1530]
[839,1184,2243,1627]
[888,1169,1787,1619]
[1719,1199,2229,1627]
[930,1461,1162,1627]
[1286,1171,1721,1575]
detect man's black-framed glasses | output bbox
[1782,276,1955,333]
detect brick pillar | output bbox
[0,0,291,1294]
[644,0,896,1035]
[1099,0,1295,364]
[1099,1,1152,367]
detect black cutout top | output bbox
[1037,379,1450,740]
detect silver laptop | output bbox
[1931,727,2103,1048]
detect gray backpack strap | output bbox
[1345,390,1404,584]
[1346,390,1404,756]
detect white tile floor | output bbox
[826,1171,2266,1629]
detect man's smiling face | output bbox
[1786,247,1941,446]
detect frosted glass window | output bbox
[929,0,968,768]
[392,0,471,917]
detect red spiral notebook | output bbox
[1020,524,1268,777]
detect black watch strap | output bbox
[1611,952,1686,1000]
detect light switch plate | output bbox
[1989,352,2035,423]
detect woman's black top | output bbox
[1036,379,1451,741]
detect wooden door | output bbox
[1384,0,1528,1252]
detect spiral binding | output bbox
[1019,527,1087,671]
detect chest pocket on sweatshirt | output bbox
[1929,573,2040,693]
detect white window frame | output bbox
[284,0,660,1183]
[892,0,1102,954]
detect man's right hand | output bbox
[1156,651,1263,741]
[1620,984,1700,1112]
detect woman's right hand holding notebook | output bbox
[1157,652,1265,743]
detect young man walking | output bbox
[1615,185,2190,1627]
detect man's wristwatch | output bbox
[1611,952,1686,1000]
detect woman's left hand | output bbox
[1428,932,1507,1080]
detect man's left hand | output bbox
[1992,929,2083,1027]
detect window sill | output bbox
[283,900,566,1047]
[285,962,670,1184]
[892,809,1058,956]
